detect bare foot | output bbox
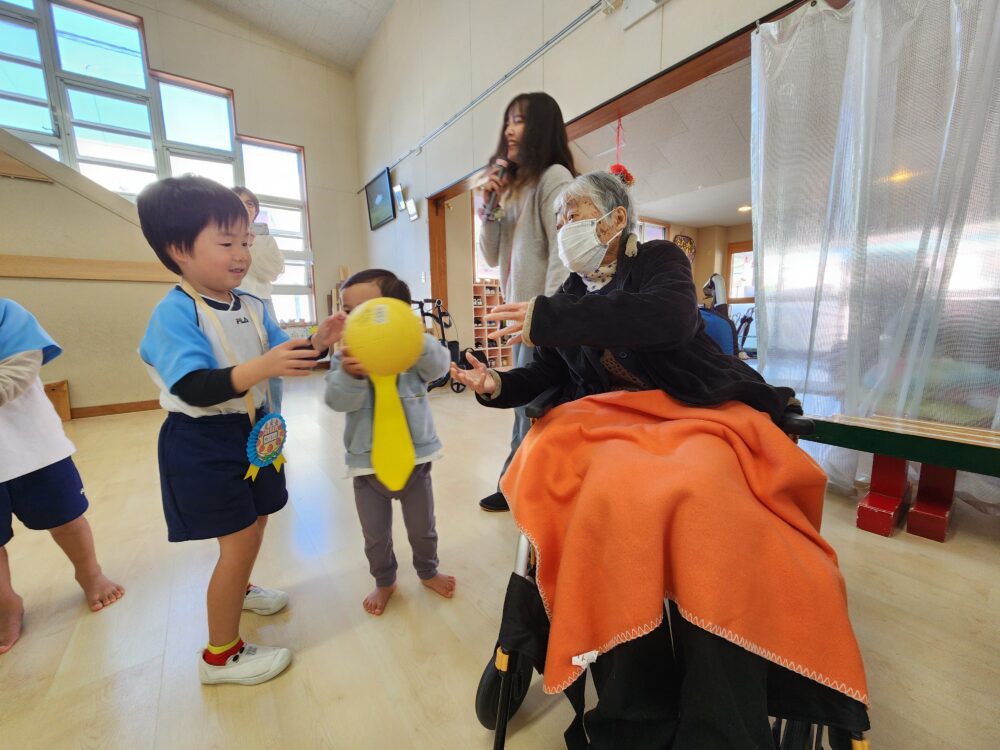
[362,584,396,616]
[0,594,24,654]
[421,573,456,599]
[76,570,125,612]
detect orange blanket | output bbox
[500,390,868,704]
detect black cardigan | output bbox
[478,238,795,424]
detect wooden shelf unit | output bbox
[472,278,514,369]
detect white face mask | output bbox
[557,210,616,274]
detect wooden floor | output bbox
[2,374,998,749]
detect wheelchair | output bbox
[472,320,871,749]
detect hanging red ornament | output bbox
[609,117,635,187]
[609,163,635,187]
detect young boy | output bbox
[137,176,341,685]
[324,269,456,616]
[0,299,123,655]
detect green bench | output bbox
[800,415,1000,542]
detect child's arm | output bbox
[0,350,42,406]
[168,341,319,407]
[413,333,451,384]
[323,352,369,413]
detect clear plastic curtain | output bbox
[751,0,1000,512]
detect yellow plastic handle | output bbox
[370,374,415,492]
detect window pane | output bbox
[79,161,156,195]
[273,235,304,251]
[0,96,52,133]
[52,5,145,89]
[31,143,60,160]
[74,126,154,167]
[272,293,314,324]
[67,88,150,133]
[0,59,46,99]
[160,83,232,151]
[242,144,302,200]
[168,154,234,185]
[0,18,41,62]
[4,0,35,9]
[275,262,309,287]
[257,205,302,234]
[730,251,755,299]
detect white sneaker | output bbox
[198,642,292,685]
[243,585,288,615]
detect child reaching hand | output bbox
[324,270,455,616]
[137,176,342,685]
[0,299,123,654]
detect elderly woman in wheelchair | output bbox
[451,171,871,750]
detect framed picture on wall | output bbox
[365,168,396,231]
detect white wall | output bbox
[1,0,364,407]
[353,0,786,294]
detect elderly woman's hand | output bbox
[485,302,529,345]
[450,353,497,395]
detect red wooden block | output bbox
[857,454,908,536]
[906,463,956,542]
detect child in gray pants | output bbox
[324,270,456,616]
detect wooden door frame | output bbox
[426,0,845,302]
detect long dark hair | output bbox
[490,92,577,192]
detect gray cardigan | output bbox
[478,164,574,302]
[323,334,450,471]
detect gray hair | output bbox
[554,171,636,236]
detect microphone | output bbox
[483,159,508,217]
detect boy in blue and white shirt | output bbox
[0,299,123,654]
[138,176,342,685]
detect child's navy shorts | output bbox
[0,457,89,546]
[158,411,288,542]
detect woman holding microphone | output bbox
[476,92,577,512]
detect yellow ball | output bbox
[343,297,424,376]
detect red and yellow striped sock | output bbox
[202,636,243,666]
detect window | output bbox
[243,143,302,200]
[30,142,59,159]
[727,240,756,356]
[159,82,232,151]
[638,217,670,243]
[240,141,312,322]
[0,0,316,322]
[727,241,755,302]
[0,17,53,134]
[168,154,234,186]
[51,4,146,89]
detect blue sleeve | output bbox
[139,290,217,390]
[0,298,62,364]
[413,333,451,383]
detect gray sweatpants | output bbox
[352,462,439,587]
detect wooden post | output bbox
[857,454,909,536]
[906,464,957,542]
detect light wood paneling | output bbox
[0,153,52,183]
[0,254,177,284]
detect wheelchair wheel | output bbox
[474,649,533,730]
[451,381,466,393]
